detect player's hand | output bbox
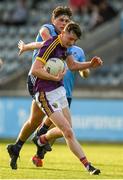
[18,40,25,56]
[90,56,103,68]
[79,68,90,78]
[53,68,67,81]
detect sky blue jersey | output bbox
[64,46,86,98]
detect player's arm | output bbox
[39,27,52,41]
[18,27,52,55]
[66,55,103,71]
[18,40,45,56]
[31,59,66,81]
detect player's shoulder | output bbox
[42,23,53,28]
[67,45,84,54]
[67,45,85,61]
[41,23,55,32]
[40,23,57,36]
[71,45,84,52]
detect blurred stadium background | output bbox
[0,0,123,142]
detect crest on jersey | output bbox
[52,102,58,108]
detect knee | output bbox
[63,127,74,140]
[28,115,41,127]
[56,129,63,138]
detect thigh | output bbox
[30,100,45,122]
[50,111,71,132]
[62,106,72,127]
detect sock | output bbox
[80,157,90,170]
[15,139,25,152]
[37,124,49,136]
[37,135,48,146]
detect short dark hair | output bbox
[64,22,82,39]
[52,6,72,19]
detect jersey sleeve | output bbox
[78,48,86,62]
[42,24,57,36]
[67,47,73,56]
[67,46,86,62]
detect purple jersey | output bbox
[34,35,67,92]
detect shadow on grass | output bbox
[1,165,84,173]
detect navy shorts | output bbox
[67,97,72,108]
[27,75,36,98]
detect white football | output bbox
[45,58,65,76]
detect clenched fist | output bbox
[90,56,103,68]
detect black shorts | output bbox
[27,75,36,98]
[67,97,72,108]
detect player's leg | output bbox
[7,100,45,169]
[36,117,53,136]
[32,117,54,167]
[34,88,101,175]
[38,110,100,175]
[41,106,72,141]
[18,100,45,141]
[37,107,85,160]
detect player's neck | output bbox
[58,34,64,47]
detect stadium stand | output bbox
[0,0,123,96]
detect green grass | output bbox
[1,142,123,179]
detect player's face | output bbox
[61,31,78,48]
[52,15,70,33]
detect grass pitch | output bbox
[1,141,123,179]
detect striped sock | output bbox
[80,157,89,169]
[37,135,48,146]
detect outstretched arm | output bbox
[18,26,53,56]
[18,40,45,56]
[66,55,103,71]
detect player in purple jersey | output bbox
[30,22,102,175]
[7,6,73,170]
[18,40,90,167]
